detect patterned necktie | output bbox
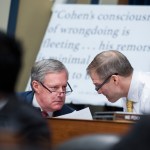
[126,99,133,112]
[41,111,49,117]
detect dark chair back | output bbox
[54,134,121,150]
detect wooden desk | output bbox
[48,118,133,146]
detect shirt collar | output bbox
[32,94,53,117]
[32,94,40,108]
[127,71,141,102]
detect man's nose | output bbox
[97,89,102,94]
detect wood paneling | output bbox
[48,118,133,146]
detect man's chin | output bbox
[54,105,63,111]
[107,98,117,103]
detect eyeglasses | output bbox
[39,81,73,95]
[95,73,118,92]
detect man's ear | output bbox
[32,80,40,93]
[112,74,119,85]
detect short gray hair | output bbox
[31,59,69,83]
[86,50,133,80]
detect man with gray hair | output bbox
[86,50,150,114]
[19,59,74,117]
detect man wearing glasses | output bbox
[18,59,74,117]
[86,50,150,114]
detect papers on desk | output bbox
[54,107,93,120]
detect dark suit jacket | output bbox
[0,94,51,148]
[18,91,74,117]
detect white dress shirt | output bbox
[32,94,53,117]
[122,71,150,114]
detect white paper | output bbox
[54,107,93,120]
